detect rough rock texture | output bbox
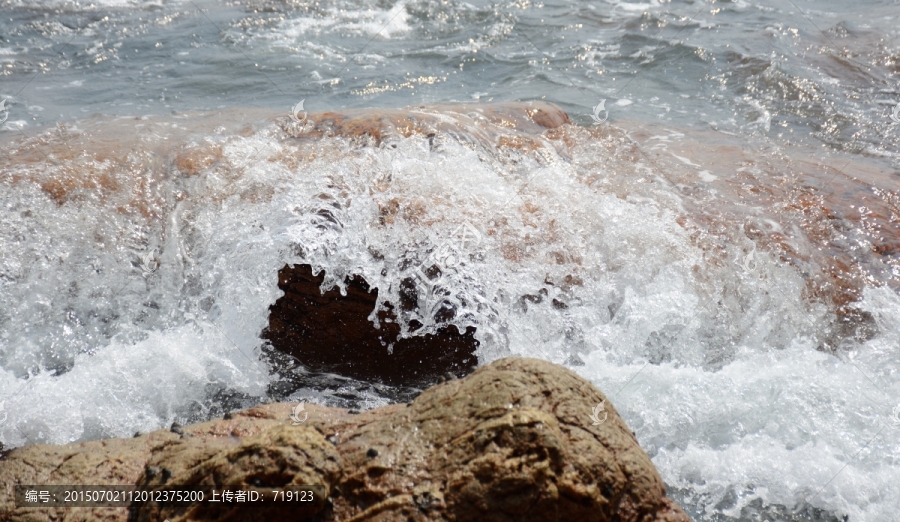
[0,358,690,522]
[282,101,572,146]
[262,264,479,387]
[135,425,340,522]
[0,430,177,522]
[325,358,689,522]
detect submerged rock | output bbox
[262,263,479,387]
[0,358,690,522]
[282,101,571,146]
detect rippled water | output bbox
[2,0,900,521]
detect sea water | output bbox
[2,0,900,520]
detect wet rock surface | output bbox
[281,101,572,146]
[0,358,690,522]
[262,263,479,388]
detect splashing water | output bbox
[2,0,900,520]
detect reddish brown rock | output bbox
[262,264,479,387]
[283,101,571,146]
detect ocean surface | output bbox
[2,0,900,520]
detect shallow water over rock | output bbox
[1,102,898,521]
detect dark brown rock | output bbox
[262,264,479,387]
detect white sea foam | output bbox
[0,325,267,446]
[579,290,900,520]
[253,1,411,52]
[3,0,174,9]
[1,116,898,521]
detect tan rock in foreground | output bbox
[0,358,690,522]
